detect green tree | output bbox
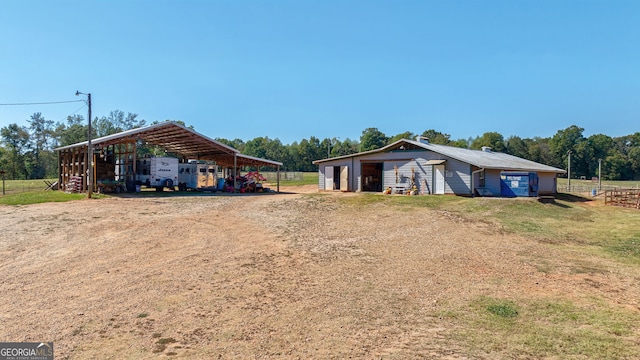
[526,137,553,166]
[505,136,529,159]
[215,138,245,152]
[604,152,631,180]
[27,112,56,178]
[387,131,415,144]
[330,138,359,157]
[627,146,640,179]
[291,137,322,171]
[449,138,470,148]
[360,128,387,152]
[420,129,451,145]
[470,132,506,152]
[94,110,145,137]
[55,115,88,147]
[0,123,30,179]
[549,125,585,171]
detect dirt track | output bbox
[1,186,639,359]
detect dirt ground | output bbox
[1,186,639,359]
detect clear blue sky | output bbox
[1,0,638,145]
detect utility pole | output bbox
[598,158,602,191]
[567,150,572,192]
[76,91,93,198]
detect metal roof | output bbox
[314,138,566,173]
[55,121,282,168]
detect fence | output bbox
[257,172,304,182]
[605,189,640,209]
[0,179,58,196]
[1,183,46,195]
[557,184,622,194]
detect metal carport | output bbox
[54,121,283,193]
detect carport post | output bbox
[233,154,237,192]
[277,165,280,193]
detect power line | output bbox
[59,104,88,123]
[0,100,85,106]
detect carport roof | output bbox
[55,121,282,168]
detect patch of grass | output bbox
[487,302,519,318]
[0,191,100,205]
[0,178,57,194]
[336,192,464,209]
[265,172,318,186]
[447,196,640,263]
[335,193,640,262]
[137,312,149,318]
[458,297,639,358]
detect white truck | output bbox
[136,157,179,191]
[177,161,218,192]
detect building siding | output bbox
[484,169,503,196]
[316,147,558,196]
[538,172,557,194]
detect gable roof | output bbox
[55,121,282,168]
[314,139,565,174]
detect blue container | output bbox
[500,172,539,197]
[217,177,225,190]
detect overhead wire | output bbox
[0,98,88,125]
[0,100,85,106]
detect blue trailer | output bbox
[500,172,539,197]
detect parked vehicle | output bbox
[177,161,218,191]
[136,157,179,191]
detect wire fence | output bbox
[557,184,640,196]
[257,172,304,182]
[1,181,53,195]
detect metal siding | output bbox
[354,158,362,192]
[317,160,352,191]
[318,167,325,190]
[382,159,429,193]
[538,173,557,194]
[484,169,503,196]
[442,158,471,195]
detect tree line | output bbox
[1,112,639,180]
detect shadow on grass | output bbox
[554,193,592,203]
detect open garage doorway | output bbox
[361,162,383,192]
[325,166,349,191]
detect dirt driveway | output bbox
[1,188,638,359]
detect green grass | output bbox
[264,172,319,186]
[0,178,57,194]
[0,191,96,205]
[458,296,639,358]
[335,193,640,263]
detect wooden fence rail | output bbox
[604,189,640,209]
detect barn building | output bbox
[313,136,566,197]
[54,121,282,193]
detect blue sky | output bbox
[1,0,638,145]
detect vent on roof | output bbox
[481,146,492,152]
[416,135,429,144]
